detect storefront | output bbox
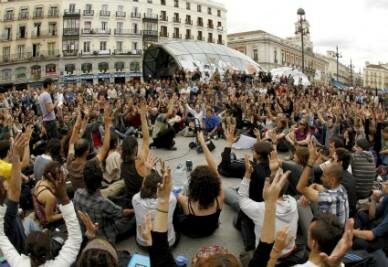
[79,74,94,85]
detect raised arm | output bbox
[197,131,219,177]
[67,110,83,161]
[96,105,113,162]
[138,100,150,162]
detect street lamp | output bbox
[335,45,342,82]
[296,8,309,74]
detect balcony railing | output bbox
[81,28,111,35]
[173,33,182,39]
[173,17,181,23]
[16,34,27,40]
[131,12,141,19]
[63,28,79,36]
[48,10,60,17]
[143,13,158,20]
[18,13,29,20]
[185,19,193,25]
[3,14,14,21]
[185,35,194,40]
[159,32,169,38]
[33,11,44,19]
[114,29,141,35]
[63,50,79,57]
[208,24,214,29]
[142,30,158,36]
[83,10,94,16]
[197,22,203,27]
[64,9,80,16]
[0,51,60,65]
[116,11,126,18]
[217,26,224,31]
[160,16,168,22]
[0,35,12,42]
[31,30,58,38]
[113,49,142,56]
[100,10,110,17]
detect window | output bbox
[160,11,167,21]
[49,22,57,36]
[174,13,180,22]
[86,4,92,11]
[186,2,190,10]
[160,26,167,37]
[4,27,12,40]
[118,5,123,11]
[186,29,191,39]
[15,67,26,79]
[161,0,166,5]
[208,32,213,42]
[2,47,10,62]
[83,41,90,53]
[197,17,203,26]
[31,65,41,79]
[98,62,109,73]
[174,0,179,8]
[65,64,75,74]
[5,10,14,21]
[147,0,152,3]
[116,41,123,51]
[217,34,223,44]
[101,21,107,30]
[174,27,180,38]
[217,21,222,28]
[208,7,212,15]
[133,23,138,33]
[1,69,12,81]
[19,8,29,19]
[100,41,107,51]
[274,50,278,64]
[49,6,58,17]
[102,4,108,11]
[217,9,221,17]
[32,44,40,57]
[17,45,25,59]
[197,30,202,40]
[46,64,56,74]
[69,4,76,12]
[81,63,92,73]
[115,62,124,71]
[48,42,55,55]
[253,49,258,62]
[117,22,123,32]
[130,62,140,72]
[208,19,213,28]
[132,42,138,51]
[34,7,43,18]
[197,4,201,12]
[186,15,192,24]
[33,23,41,37]
[18,26,26,39]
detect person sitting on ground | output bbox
[238,155,298,258]
[33,161,65,227]
[297,140,349,225]
[0,153,82,266]
[132,166,178,248]
[176,131,224,238]
[33,138,62,180]
[286,119,312,148]
[74,159,135,243]
[204,107,221,139]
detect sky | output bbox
[221,0,388,72]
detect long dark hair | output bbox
[25,231,51,267]
[140,171,162,199]
[121,136,138,163]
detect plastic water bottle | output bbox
[172,164,187,188]
[175,256,188,267]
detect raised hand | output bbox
[319,219,354,267]
[307,139,318,163]
[263,169,290,203]
[224,125,238,145]
[269,150,281,173]
[244,154,253,178]
[145,153,158,171]
[273,225,292,253]
[54,167,69,205]
[78,210,99,239]
[103,104,113,127]
[157,164,172,201]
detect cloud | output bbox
[365,0,388,9]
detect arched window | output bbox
[15,67,27,79]
[1,69,12,81]
[115,62,124,72]
[45,64,56,74]
[98,62,109,73]
[130,62,140,72]
[65,64,75,74]
[81,63,92,73]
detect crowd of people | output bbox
[0,72,386,267]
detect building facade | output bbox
[321,51,353,86]
[227,29,329,84]
[363,63,388,90]
[0,0,227,88]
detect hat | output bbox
[356,138,370,151]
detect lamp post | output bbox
[335,45,342,82]
[296,8,308,74]
[349,59,354,86]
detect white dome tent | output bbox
[271,67,311,86]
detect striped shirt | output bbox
[351,151,376,199]
[318,185,349,225]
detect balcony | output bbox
[113,49,142,56]
[48,10,60,18]
[63,28,80,36]
[185,19,193,25]
[208,24,214,29]
[116,11,126,18]
[208,37,214,43]
[31,30,58,39]
[0,35,12,42]
[16,33,27,40]
[33,11,44,19]
[114,29,141,36]
[81,28,111,35]
[131,12,141,19]
[159,32,169,38]
[142,30,158,36]
[18,13,29,20]
[3,14,14,22]
[83,10,94,16]
[160,16,168,22]
[197,22,204,27]
[62,50,79,57]
[173,33,182,39]
[217,26,224,32]
[143,13,158,22]
[0,51,60,65]
[64,9,80,16]
[173,17,181,23]
[185,35,194,40]
[100,10,110,17]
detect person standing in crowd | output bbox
[39,78,59,139]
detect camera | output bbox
[194,118,201,133]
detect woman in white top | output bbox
[132,170,177,247]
